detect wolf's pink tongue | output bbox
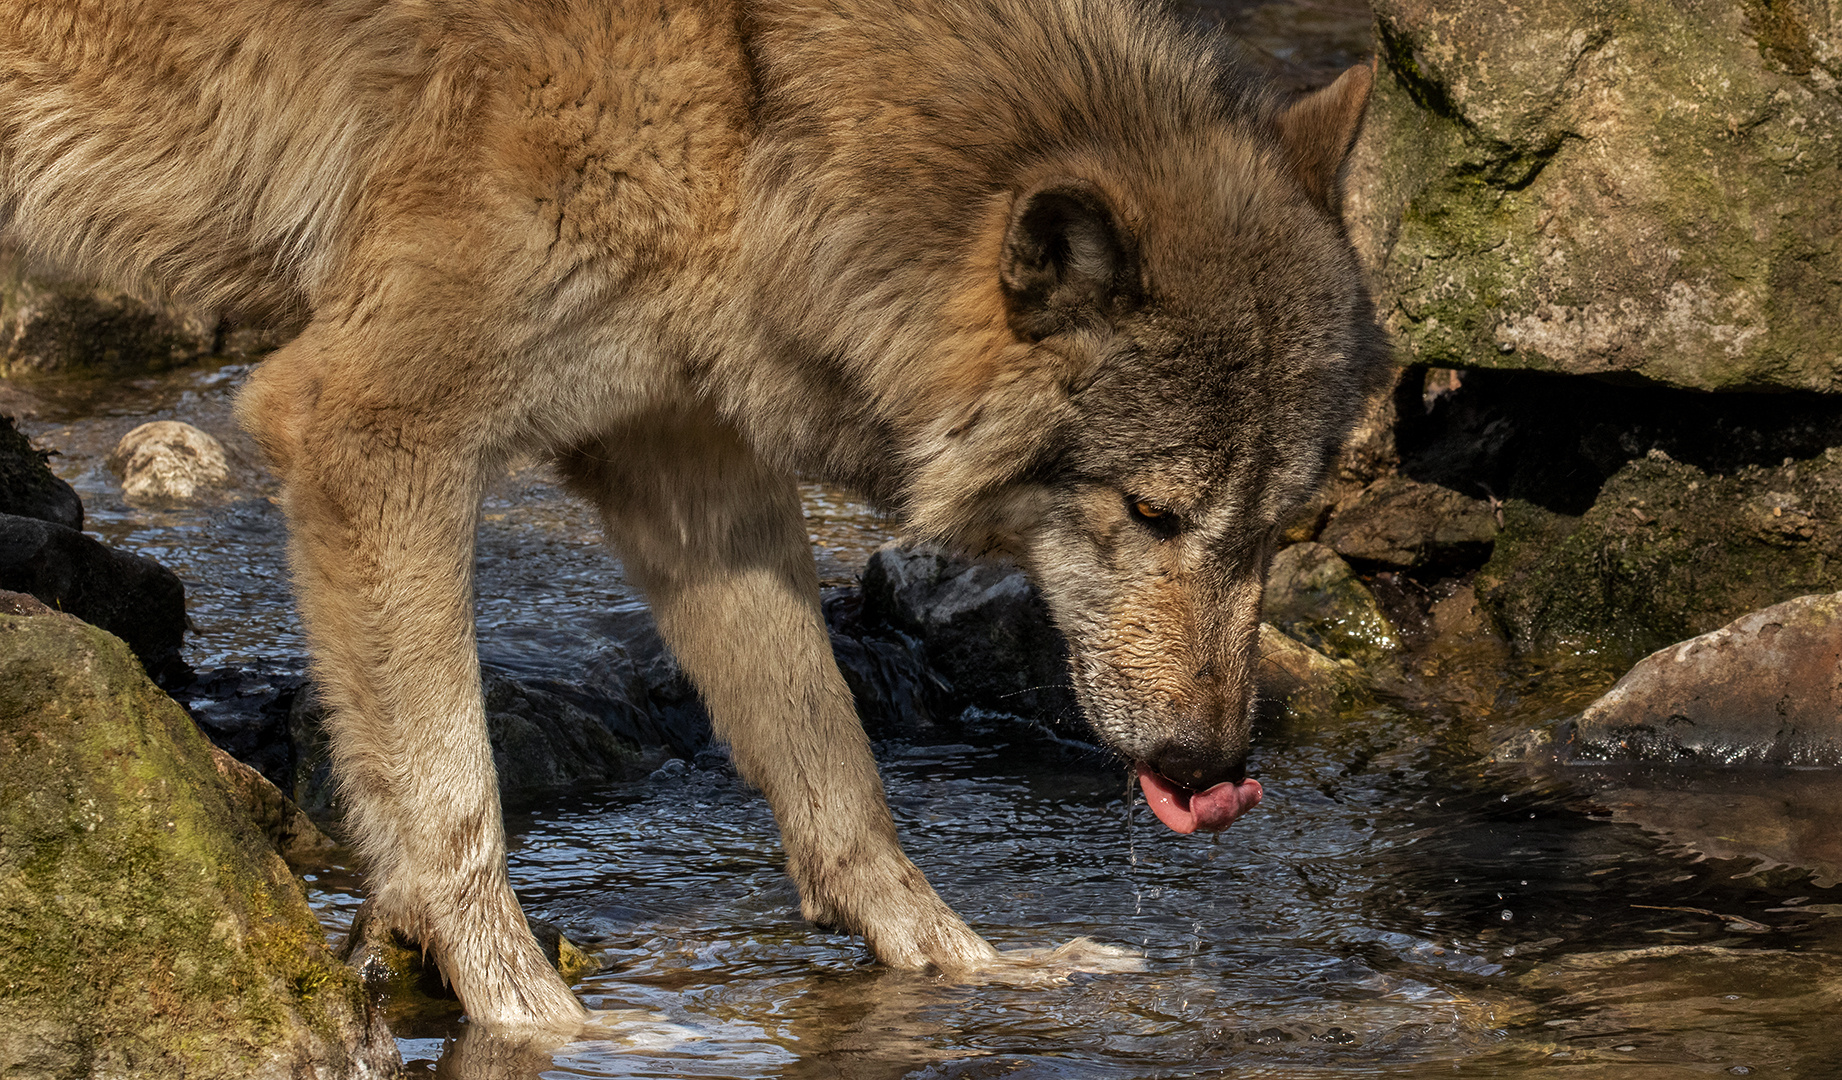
[1137,767,1263,834]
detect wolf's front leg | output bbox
[562,416,998,971]
[239,339,586,1034]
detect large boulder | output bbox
[0,415,81,530]
[1478,449,1842,662]
[0,514,189,684]
[0,607,396,1079]
[1349,0,1842,391]
[1567,591,1842,766]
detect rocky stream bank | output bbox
[3,0,1841,1073]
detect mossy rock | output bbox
[0,611,397,1078]
[1263,542,1401,663]
[1348,0,1842,391]
[1476,450,1842,664]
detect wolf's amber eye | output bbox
[1127,497,1181,538]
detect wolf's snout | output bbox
[1147,745,1246,791]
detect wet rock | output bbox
[1348,0,1842,392]
[0,243,293,376]
[1567,592,1842,767]
[0,606,396,1079]
[526,615,715,759]
[1478,450,1842,663]
[0,513,189,684]
[1263,542,1401,663]
[290,670,647,819]
[176,664,310,793]
[1256,623,1370,719]
[106,420,233,504]
[860,542,1079,726]
[208,742,340,869]
[0,414,81,530]
[1319,475,1498,572]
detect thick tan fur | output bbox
[1,0,1387,1034]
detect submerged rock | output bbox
[107,420,233,504]
[1567,591,1842,767]
[1478,451,1842,662]
[0,414,81,530]
[0,607,395,1079]
[0,517,189,684]
[1349,0,1842,392]
[1263,542,1401,663]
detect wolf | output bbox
[1,0,1387,1034]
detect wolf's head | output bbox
[741,5,1389,834]
[905,65,1388,833]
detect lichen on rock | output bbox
[1349,0,1842,392]
[0,609,396,1079]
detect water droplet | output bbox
[1500,909,1513,921]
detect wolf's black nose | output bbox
[1147,746,1248,791]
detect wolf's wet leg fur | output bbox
[238,333,587,1034]
[562,413,1000,973]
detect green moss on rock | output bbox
[1347,0,1842,392]
[1477,450,1842,664]
[0,612,396,1078]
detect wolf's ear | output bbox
[1275,60,1375,215]
[1000,182,1140,341]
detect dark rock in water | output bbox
[1263,542,1400,663]
[1478,450,1842,664]
[823,588,957,741]
[482,673,648,805]
[0,414,81,530]
[527,615,715,759]
[1319,475,1498,572]
[291,670,648,819]
[0,605,396,1079]
[0,242,297,376]
[175,663,309,792]
[860,542,1081,732]
[0,515,188,684]
[1567,592,1842,767]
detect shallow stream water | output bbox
[6,4,1841,1072]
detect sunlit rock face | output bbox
[1348,0,1842,392]
[1568,590,1842,768]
